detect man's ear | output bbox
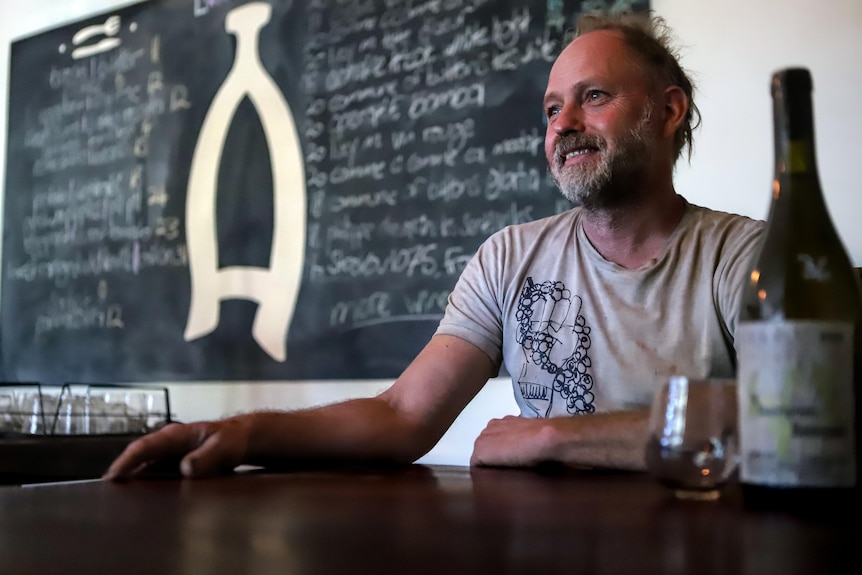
[661,85,688,138]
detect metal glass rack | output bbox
[1,382,176,484]
[1,382,173,437]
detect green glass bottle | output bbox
[736,67,862,513]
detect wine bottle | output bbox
[736,67,862,513]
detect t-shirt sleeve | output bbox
[435,232,507,373]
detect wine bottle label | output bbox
[736,321,857,487]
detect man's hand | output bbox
[471,411,650,471]
[471,415,557,467]
[103,417,252,480]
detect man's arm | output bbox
[104,335,495,479]
[471,410,650,471]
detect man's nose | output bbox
[553,104,585,135]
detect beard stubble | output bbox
[550,104,655,211]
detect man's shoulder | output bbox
[683,202,765,236]
[678,203,765,266]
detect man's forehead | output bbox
[557,29,630,71]
[548,29,642,87]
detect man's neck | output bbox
[580,188,686,270]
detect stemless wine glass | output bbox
[55,389,87,435]
[0,388,18,433]
[645,376,739,501]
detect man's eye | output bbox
[546,106,561,118]
[585,90,606,102]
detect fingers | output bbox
[476,416,518,439]
[470,416,541,468]
[177,420,248,478]
[470,420,499,467]
[103,422,212,480]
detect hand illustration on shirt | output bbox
[515,277,595,417]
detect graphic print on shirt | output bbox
[515,277,595,417]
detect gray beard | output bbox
[551,107,654,211]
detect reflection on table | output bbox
[0,464,857,575]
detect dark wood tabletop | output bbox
[0,464,857,575]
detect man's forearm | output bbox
[240,396,436,466]
[544,410,650,471]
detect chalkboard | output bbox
[1,0,649,383]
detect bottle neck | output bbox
[773,86,819,179]
[760,70,831,288]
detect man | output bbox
[105,12,762,480]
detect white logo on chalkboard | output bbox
[184,2,306,362]
[70,14,122,60]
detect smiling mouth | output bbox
[559,146,599,166]
[565,148,596,159]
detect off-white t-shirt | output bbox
[435,199,764,418]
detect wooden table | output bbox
[0,464,857,574]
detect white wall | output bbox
[1,0,860,466]
[663,0,862,244]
